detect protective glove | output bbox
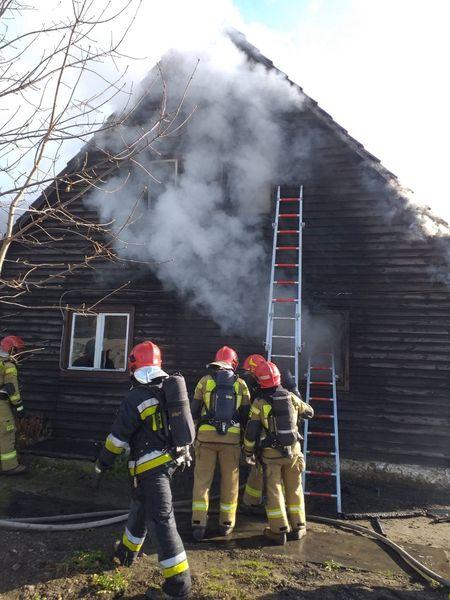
[173,445,192,469]
[93,460,109,489]
[14,406,25,419]
[94,460,104,475]
[242,450,256,466]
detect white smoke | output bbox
[88,34,305,336]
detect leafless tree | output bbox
[0,0,195,313]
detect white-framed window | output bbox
[68,312,130,371]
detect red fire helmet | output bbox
[243,354,267,374]
[212,346,238,370]
[1,335,25,353]
[255,360,281,388]
[128,341,168,383]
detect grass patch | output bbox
[65,549,109,572]
[323,559,343,572]
[91,570,128,596]
[206,559,275,588]
[200,580,248,600]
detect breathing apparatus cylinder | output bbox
[269,388,297,454]
[210,369,237,435]
[162,374,195,447]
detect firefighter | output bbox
[190,346,251,541]
[0,335,26,475]
[243,360,314,545]
[241,355,304,512]
[240,354,267,510]
[95,341,193,600]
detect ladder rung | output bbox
[315,415,334,419]
[272,298,298,303]
[274,280,298,285]
[308,431,335,437]
[309,397,334,402]
[278,213,300,217]
[278,230,299,234]
[311,381,332,386]
[273,317,296,320]
[276,246,299,250]
[305,471,336,477]
[307,451,336,456]
[274,263,299,267]
[279,198,299,202]
[271,354,296,358]
[272,335,295,339]
[305,492,337,498]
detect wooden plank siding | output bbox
[2,54,450,468]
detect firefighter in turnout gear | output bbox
[190,346,251,541]
[241,355,304,511]
[240,354,267,510]
[96,341,194,599]
[243,361,314,546]
[0,335,26,475]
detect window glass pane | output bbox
[71,315,97,367]
[101,315,128,370]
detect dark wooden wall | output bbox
[2,93,449,468]
[286,112,450,468]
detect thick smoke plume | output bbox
[89,34,304,337]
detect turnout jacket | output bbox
[243,386,314,459]
[98,382,174,477]
[190,371,251,444]
[0,354,23,414]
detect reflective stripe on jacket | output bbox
[0,358,22,410]
[98,383,173,476]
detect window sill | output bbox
[60,368,131,382]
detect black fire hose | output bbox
[308,515,450,589]
[0,509,448,588]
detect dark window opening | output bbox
[301,310,349,391]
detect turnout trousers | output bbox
[0,401,18,472]
[263,453,306,534]
[192,441,240,528]
[242,463,263,508]
[117,464,191,598]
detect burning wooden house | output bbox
[2,32,449,474]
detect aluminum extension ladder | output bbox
[302,353,342,514]
[264,186,303,384]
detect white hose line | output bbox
[0,514,128,531]
[1,504,448,587]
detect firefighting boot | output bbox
[192,526,206,542]
[1,464,27,475]
[218,525,234,536]
[113,540,138,567]
[287,526,307,541]
[263,527,287,546]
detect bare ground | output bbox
[0,457,448,600]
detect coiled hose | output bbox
[0,506,448,588]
